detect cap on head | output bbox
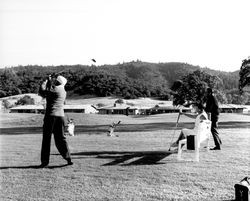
[56,75,67,86]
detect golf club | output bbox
[168,107,182,151]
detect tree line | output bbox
[0,61,249,105]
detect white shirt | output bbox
[194,111,208,130]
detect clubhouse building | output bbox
[8,103,247,115]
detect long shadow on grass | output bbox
[0,123,179,135]
[71,150,175,166]
[0,164,71,170]
[0,165,40,169]
[1,121,249,135]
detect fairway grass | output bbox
[0,113,250,201]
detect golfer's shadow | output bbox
[72,151,175,166]
[0,164,70,170]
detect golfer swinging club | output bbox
[38,74,73,168]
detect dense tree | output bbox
[16,95,35,105]
[171,70,222,105]
[0,90,7,97]
[0,68,22,97]
[214,90,227,104]
[239,56,250,93]
[2,99,12,109]
[115,99,124,104]
[0,62,244,104]
[226,89,249,104]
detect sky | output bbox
[1,0,250,72]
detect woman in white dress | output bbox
[171,103,208,148]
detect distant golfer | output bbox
[67,118,75,136]
[38,75,73,168]
[107,121,120,137]
[205,88,222,150]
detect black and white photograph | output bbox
[0,0,250,200]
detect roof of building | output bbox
[98,104,139,110]
[98,104,191,110]
[219,104,246,109]
[9,103,247,111]
[10,105,44,110]
[151,105,191,110]
[64,104,97,110]
[10,104,97,110]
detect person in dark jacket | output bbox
[205,88,222,150]
[38,75,73,168]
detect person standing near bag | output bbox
[205,88,222,150]
[38,74,73,168]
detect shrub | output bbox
[16,95,35,105]
[115,99,124,104]
[96,103,105,108]
[2,99,12,109]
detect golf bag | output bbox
[235,177,250,201]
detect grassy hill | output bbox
[0,61,240,99]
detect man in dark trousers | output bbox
[38,75,73,168]
[205,88,222,150]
